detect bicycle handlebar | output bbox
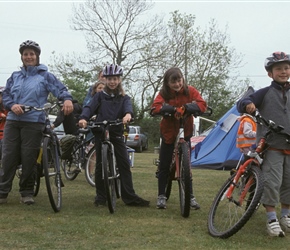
[150,106,213,117]
[21,102,58,113]
[253,110,290,140]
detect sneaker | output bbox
[280,216,290,233]
[190,197,200,210]
[0,198,7,204]
[127,197,150,207]
[267,219,285,237]
[94,200,106,207]
[156,195,166,209]
[20,196,34,205]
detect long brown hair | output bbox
[160,67,189,101]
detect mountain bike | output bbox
[151,106,212,218]
[208,110,290,238]
[61,127,96,187]
[22,102,63,212]
[88,119,125,214]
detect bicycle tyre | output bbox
[114,165,121,199]
[42,136,62,212]
[178,142,191,218]
[208,163,264,238]
[33,163,41,197]
[62,142,81,181]
[102,144,116,214]
[85,147,97,187]
[165,166,174,201]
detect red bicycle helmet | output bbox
[102,64,123,77]
[19,40,41,55]
[264,51,290,72]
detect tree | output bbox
[51,1,250,125]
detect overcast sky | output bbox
[0,0,289,90]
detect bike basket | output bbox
[59,134,76,159]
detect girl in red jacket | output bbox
[151,67,207,209]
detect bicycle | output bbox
[151,106,212,218]
[88,119,125,214]
[22,102,63,212]
[61,127,96,187]
[208,110,290,238]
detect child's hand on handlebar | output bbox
[79,119,87,128]
[174,106,185,119]
[123,113,131,124]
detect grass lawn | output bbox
[0,152,290,250]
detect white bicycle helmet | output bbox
[19,40,41,55]
[102,64,123,77]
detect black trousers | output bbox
[0,120,43,198]
[94,135,139,204]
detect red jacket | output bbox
[152,86,207,144]
[0,110,8,140]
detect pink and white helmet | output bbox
[102,64,123,77]
[264,51,290,72]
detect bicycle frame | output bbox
[171,119,186,180]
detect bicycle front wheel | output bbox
[178,142,191,218]
[208,163,264,238]
[62,141,82,181]
[42,136,62,212]
[85,147,97,187]
[102,144,116,214]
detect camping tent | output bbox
[191,87,255,170]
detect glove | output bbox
[174,106,185,119]
[184,103,202,117]
[160,104,176,115]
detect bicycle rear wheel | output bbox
[178,142,191,218]
[208,163,264,238]
[85,147,96,187]
[62,142,81,181]
[42,136,62,212]
[102,144,116,214]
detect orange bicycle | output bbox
[208,110,290,238]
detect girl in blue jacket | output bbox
[79,64,150,207]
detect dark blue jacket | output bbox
[80,91,133,137]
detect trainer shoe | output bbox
[267,219,285,237]
[127,197,150,207]
[156,195,166,209]
[94,199,106,207]
[20,196,35,205]
[190,197,200,210]
[280,216,290,233]
[0,198,7,204]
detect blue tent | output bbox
[191,87,255,170]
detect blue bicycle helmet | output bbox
[19,40,41,55]
[102,64,123,77]
[264,51,290,72]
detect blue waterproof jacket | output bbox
[3,64,72,123]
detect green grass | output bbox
[1,152,290,249]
